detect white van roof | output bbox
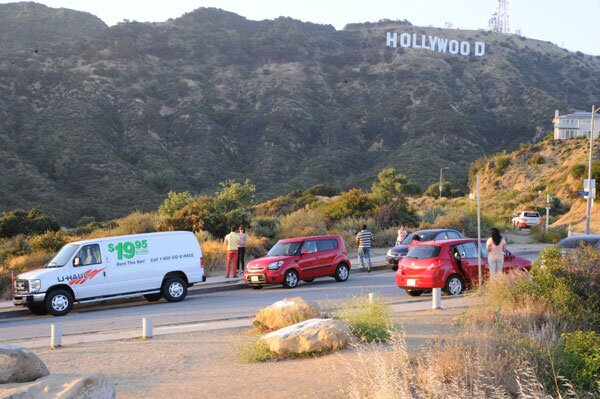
[70,231,195,246]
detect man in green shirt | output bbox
[224,226,239,278]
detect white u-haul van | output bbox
[13,231,205,316]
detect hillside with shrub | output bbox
[0,166,499,297]
[468,137,600,233]
[1,3,600,224]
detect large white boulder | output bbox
[262,318,352,355]
[0,345,49,384]
[0,373,116,398]
[253,297,320,332]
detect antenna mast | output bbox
[488,0,510,34]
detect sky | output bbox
[2,0,600,55]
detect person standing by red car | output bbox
[486,228,506,278]
[224,226,239,278]
[237,226,247,273]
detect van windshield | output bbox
[267,241,302,257]
[46,244,79,268]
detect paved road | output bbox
[0,252,540,343]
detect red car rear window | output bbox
[406,245,441,259]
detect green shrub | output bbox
[321,189,374,220]
[530,226,567,244]
[335,296,394,343]
[372,200,418,228]
[494,156,510,176]
[278,209,327,239]
[423,182,451,198]
[530,154,545,165]
[530,246,600,330]
[0,209,60,238]
[94,211,158,237]
[251,216,280,239]
[236,337,274,363]
[570,164,587,179]
[425,209,493,238]
[158,191,195,217]
[557,331,600,392]
[194,230,214,244]
[373,227,398,248]
[29,231,66,253]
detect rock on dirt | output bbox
[0,373,116,399]
[0,345,49,384]
[262,318,352,355]
[253,297,320,331]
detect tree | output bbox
[321,188,374,220]
[424,182,452,198]
[0,209,60,238]
[158,191,195,217]
[214,179,256,213]
[370,168,419,203]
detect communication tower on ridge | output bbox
[488,0,510,34]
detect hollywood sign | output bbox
[386,32,486,57]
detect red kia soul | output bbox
[395,238,532,296]
[244,235,351,289]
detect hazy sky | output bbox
[3,0,600,55]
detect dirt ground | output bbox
[30,308,461,399]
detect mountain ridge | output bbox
[1,3,600,224]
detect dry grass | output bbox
[201,234,268,277]
[340,331,566,399]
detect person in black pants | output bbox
[237,226,247,273]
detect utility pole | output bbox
[477,175,482,289]
[586,105,598,234]
[439,167,448,199]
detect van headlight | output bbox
[29,279,41,293]
[267,261,284,270]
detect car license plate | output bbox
[407,279,416,287]
[251,276,259,282]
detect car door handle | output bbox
[103,271,106,277]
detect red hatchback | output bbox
[244,235,351,289]
[395,238,532,296]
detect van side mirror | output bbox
[73,257,81,266]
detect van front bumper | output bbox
[13,293,46,306]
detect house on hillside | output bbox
[553,110,600,140]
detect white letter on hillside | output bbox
[460,41,470,56]
[449,40,459,54]
[412,33,421,48]
[474,41,486,56]
[420,34,430,50]
[386,32,398,48]
[436,37,448,53]
[400,33,411,48]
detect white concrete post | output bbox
[368,292,374,303]
[142,317,153,339]
[432,288,442,309]
[50,324,62,349]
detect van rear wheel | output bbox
[162,277,187,302]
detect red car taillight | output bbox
[200,257,204,268]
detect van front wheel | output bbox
[162,277,187,302]
[46,289,73,316]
